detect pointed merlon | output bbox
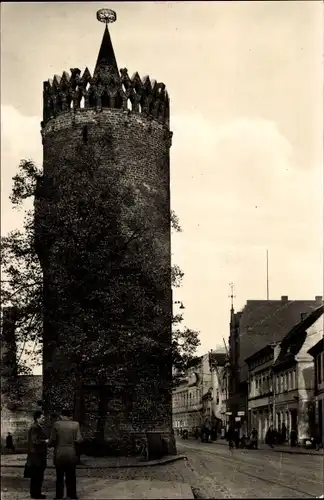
[94,24,118,77]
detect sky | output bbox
[1,1,323,369]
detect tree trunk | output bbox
[73,372,84,423]
[96,386,108,442]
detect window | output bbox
[317,355,323,385]
[283,373,287,391]
[269,375,273,392]
[261,374,265,394]
[292,369,296,390]
[250,376,254,395]
[280,374,284,393]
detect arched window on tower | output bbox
[101,90,109,108]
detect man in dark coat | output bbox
[5,432,15,452]
[48,408,83,500]
[281,423,287,444]
[27,410,48,499]
[265,425,275,448]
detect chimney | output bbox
[281,295,288,301]
[315,296,323,304]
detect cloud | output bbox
[171,114,322,354]
[1,105,42,235]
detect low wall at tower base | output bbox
[81,430,177,459]
[1,375,43,453]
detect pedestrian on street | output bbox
[290,429,298,447]
[316,437,323,451]
[250,427,258,449]
[48,408,83,500]
[265,425,274,448]
[234,429,240,449]
[26,410,49,499]
[5,432,15,452]
[281,423,287,444]
[226,425,235,451]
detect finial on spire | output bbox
[94,9,118,77]
[96,8,117,25]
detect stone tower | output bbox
[35,9,174,451]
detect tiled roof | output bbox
[274,305,324,368]
[209,351,227,366]
[238,298,322,382]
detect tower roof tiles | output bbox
[94,24,119,77]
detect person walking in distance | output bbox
[48,408,83,500]
[250,427,258,449]
[5,432,15,452]
[27,411,49,499]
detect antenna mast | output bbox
[266,250,269,300]
[229,282,235,310]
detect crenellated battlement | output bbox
[42,67,170,127]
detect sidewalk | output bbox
[83,479,194,499]
[193,437,324,456]
[0,452,188,469]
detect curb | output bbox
[215,442,324,456]
[179,439,324,457]
[270,448,324,456]
[0,454,188,469]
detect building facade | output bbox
[308,338,324,444]
[246,344,280,442]
[246,305,323,443]
[34,9,174,449]
[272,306,323,442]
[228,296,323,432]
[208,350,228,425]
[172,353,213,431]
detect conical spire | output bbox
[94,23,119,77]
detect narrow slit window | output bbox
[82,125,88,144]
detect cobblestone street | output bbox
[2,441,324,499]
[178,439,324,498]
[1,459,195,500]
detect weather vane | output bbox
[96,8,117,25]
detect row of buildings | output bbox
[172,295,324,444]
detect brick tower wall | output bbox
[37,105,173,445]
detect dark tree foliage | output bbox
[1,135,200,426]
